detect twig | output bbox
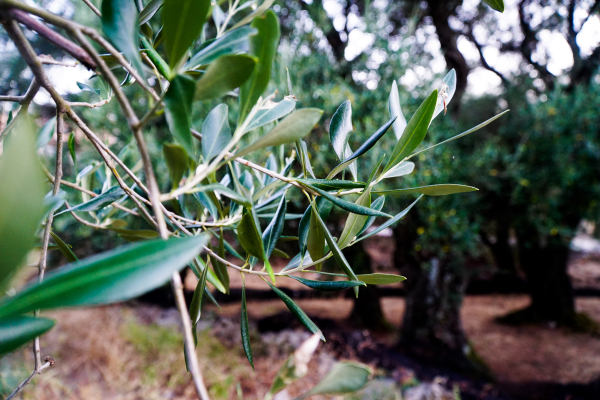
[81,0,101,17]
[32,108,64,371]
[38,54,78,67]
[172,272,212,400]
[5,360,53,400]
[68,98,111,108]
[7,8,97,69]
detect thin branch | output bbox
[32,107,64,371]
[42,166,140,216]
[38,54,78,67]
[5,360,53,400]
[81,0,101,17]
[464,23,509,85]
[172,272,212,400]
[67,98,111,108]
[8,9,97,69]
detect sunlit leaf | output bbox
[299,183,390,218]
[244,96,296,133]
[433,69,457,119]
[337,188,372,249]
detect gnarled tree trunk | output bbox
[394,220,488,376]
[346,241,390,331]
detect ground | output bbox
[2,236,600,399]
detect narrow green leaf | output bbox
[165,75,196,157]
[306,207,325,271]
[190,183,251,208]
[298,362,371,399]
[382,161,415,179]
[299,183,390,218]
[266,280,324,341]
[202,104,232,161]
[0,235,209,317]
[296,179,364,191]
[163,143,189,190]
[389,80,407,140]
[356,195,422,242]
[36,117,56,149]
[190,256,227,295]
[213,229,230,294]
[311,202,360,296]
[244,96,296,133]
[238,10,280,122]
[356,196,385,237]
[56,186,125,215]
[68,132,77,174]
[162,0,210,69]
[298,197,332,259]
[326,117,396,179]
[230,0,275,30]
[109,228,160,242]
[235,108,323,158]
[263,195,287,259]
[383,90,437,173]
[76,82,101,96]
[297,140,315,179]
[101,0,143,74]
[337,188,372,249]
[237,209,266,261]
[185,26,255,70]
[357,273,406,285]
[0,316,55,357]
[286,67,294,96]
[329,100,353,163]
[482,0,505,12]
[195,54,257,101]
[271,248,289,258]
[139,0,163,25]
[50,231,78,262]
[189,259,208,326]
[241,283,254,370]
[407,110,510,160]
[0,116,45,292]
[288,276,365,291]
[374,184,478,197]
[433,69,457,119]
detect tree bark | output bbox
[346,241,390,331]
[394,220,488,376]
[500,236,577,325]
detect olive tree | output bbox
[0,0,504,398]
